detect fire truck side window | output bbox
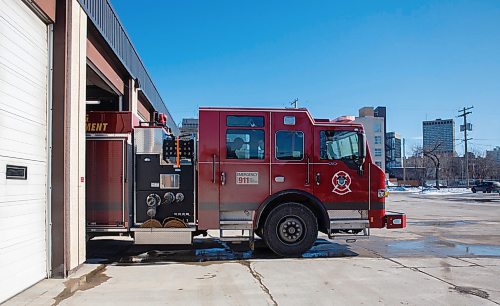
[275,131,304,160]
[320,131,359,160]
[226,116,264,127]
[226,129,265,159]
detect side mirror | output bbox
[358,132,366,166]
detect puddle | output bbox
[302,240,358,258]
[409,220,477,227]
[386,238,500,257]
[85,258,108,264]
[471,198,500,203]
[448,197,500,203]
[453,286,490,299]
[52,265,110,306]
[107,239,358,265]
[195,247,254,261]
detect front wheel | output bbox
[263,202,318,257]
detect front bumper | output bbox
[385,211,406,229]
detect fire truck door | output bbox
[270,112,313,194]
[312,128,369,215]
[218,112,270,216]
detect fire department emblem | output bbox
[331,171,352,195]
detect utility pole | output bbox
[402,138,406,184]
[458,106,473,188]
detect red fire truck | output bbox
[86,107,405,257]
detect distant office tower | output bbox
[354,107,385,171]
[386,132,402,168]
[180,118,199,134]
[422,119,455,154]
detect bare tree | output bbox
[415,143,443,189]
[470,149,500,180]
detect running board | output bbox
[329,219,370,240]
[330,219,369,230]
[219,220,254,243]
[329,228,370,240]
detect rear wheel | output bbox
[263,202,318,257]
[472,187,476,193]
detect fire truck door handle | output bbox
[316,173,321,185]
[221,172,226,185]
[212,154,216,183]
[306,156,310,185]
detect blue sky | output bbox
[111,0,500,155]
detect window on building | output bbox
[374,136,382,144]
[374,123,382,133]
[226,129,265,159]
[226,116,264,127]
[320,131,359,160]
[276,131,304,160]
[374,148,382,157]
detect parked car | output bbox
[471,181,500,193]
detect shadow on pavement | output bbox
[86,238,359,265]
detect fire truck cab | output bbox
[87,107,405,257]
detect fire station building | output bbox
[0,0,177,302]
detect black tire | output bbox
[255,227,265,241]
[262,202,318,257]
[487,189,492,193]
[471,188,476,193]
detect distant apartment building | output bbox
[180,118,199,134]
[486,146,500,163]
[386,132,402,168]
[354,107,386,170]
[422,119,455,154]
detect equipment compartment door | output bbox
[86,138,126,227]
[219,111,270,215]
[312,128,369,213]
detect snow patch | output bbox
[388,186,470,195]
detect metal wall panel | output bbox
[0,0,49,302]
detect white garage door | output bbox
[0,0,49,302]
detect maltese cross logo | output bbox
[331,171,352,195]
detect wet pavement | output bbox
[5,192,500,305]
[86,237,359,266]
